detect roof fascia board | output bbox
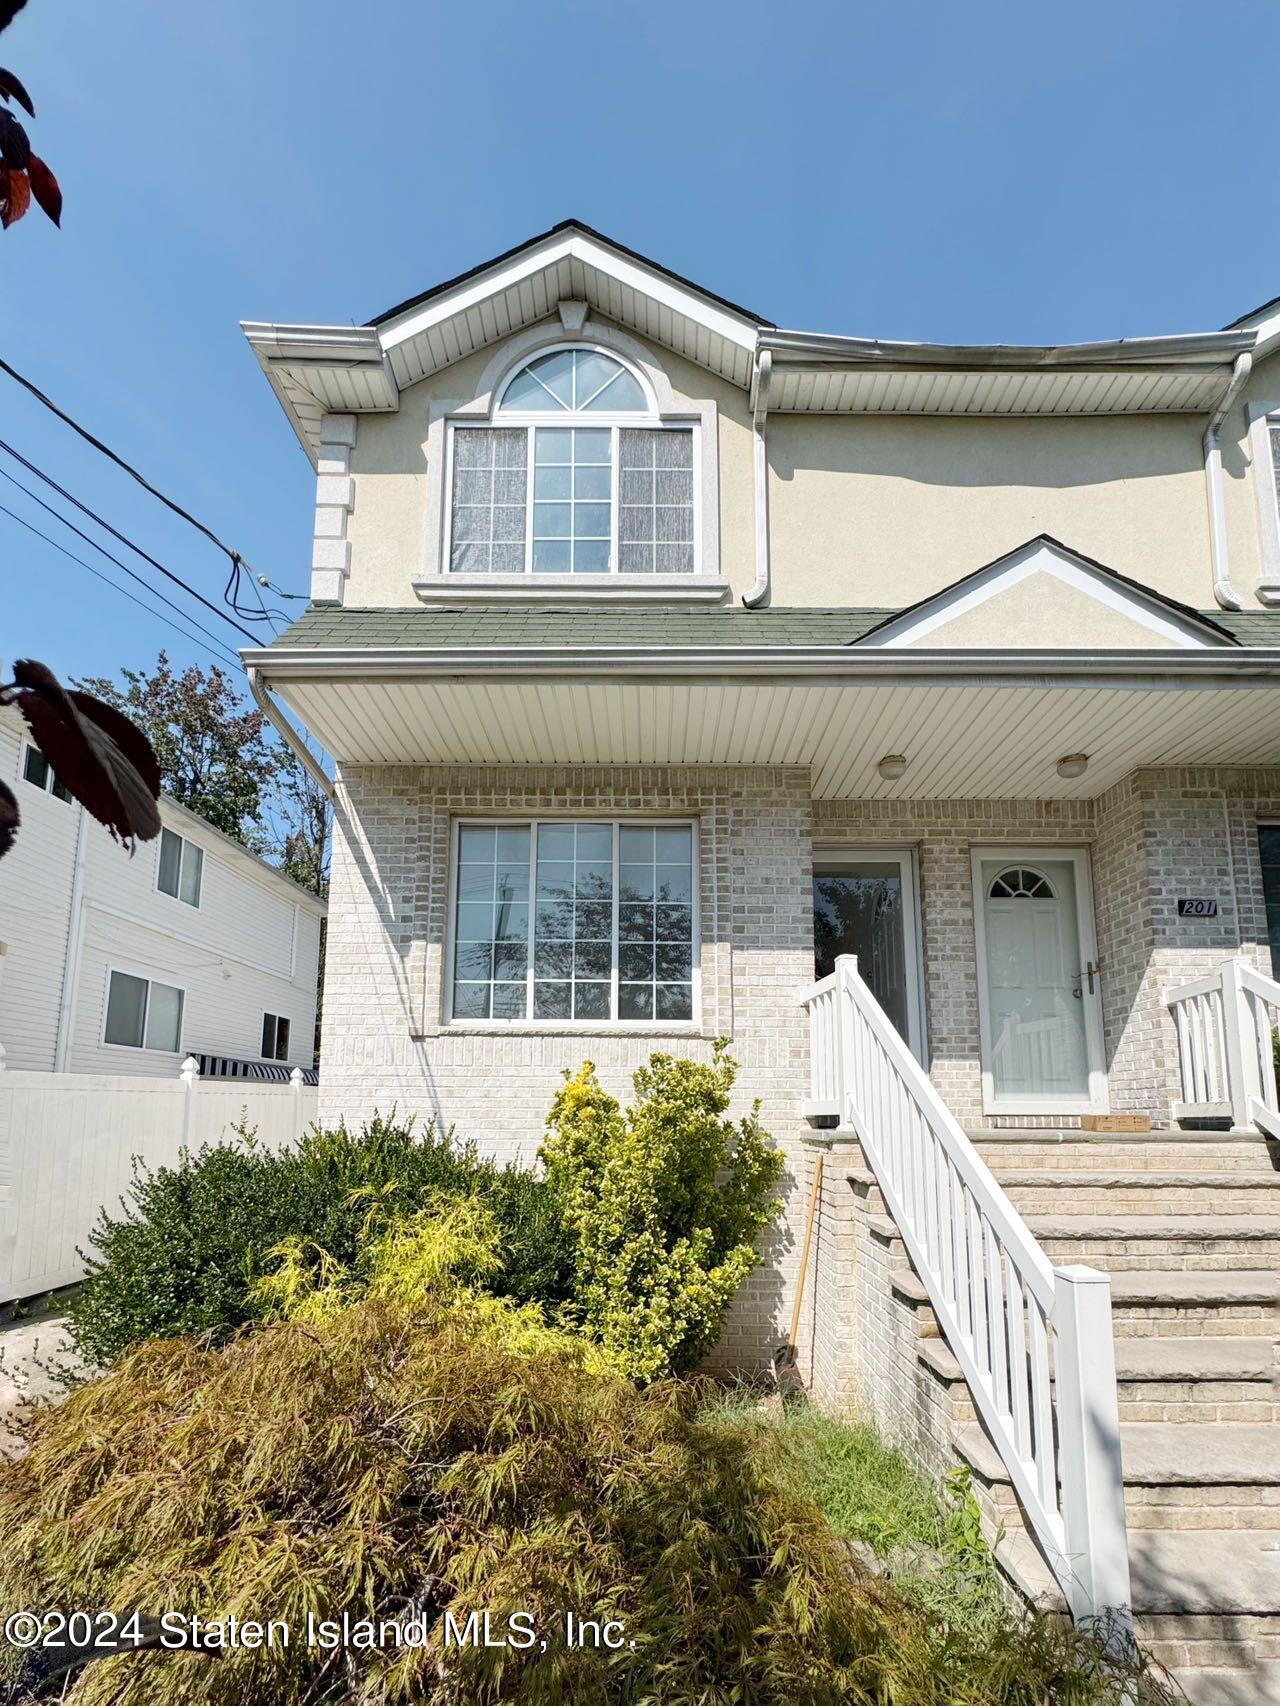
[758,327,1257,372]
[375,228,761,359]
[244,643,1280,688]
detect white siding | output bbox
[0,710,324,1076]
[0,719,77,1070]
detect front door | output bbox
[972,850,1106,1113]
[813,851,925,1061]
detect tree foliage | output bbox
[74,653,330,895]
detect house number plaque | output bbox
[1177,898,1219,917]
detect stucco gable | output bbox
[857,536,1238,651]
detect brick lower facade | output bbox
[320,761,1280,1363]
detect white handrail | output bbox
[801,954,1131,1623]
[1167,956,1280,1137]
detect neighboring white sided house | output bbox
[0,708,325,1079]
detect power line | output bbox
[0,501,245,671]
[0,355,283,629]
[0,439,262,644]
[0,465,252,662]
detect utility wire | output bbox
[0,355,282,628]
[0,465,252,662]
[0,439,262,644]
[0,501,245,671]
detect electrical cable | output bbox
[0,501,244,670]
[0,464,254,659]
[0,440,262,643]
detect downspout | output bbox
[246,665,335,800]
[53,803,89,1072]
[743,349,773,608]
[1204,351,1253,611]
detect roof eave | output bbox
[758,327,1258,372]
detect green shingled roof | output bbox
[263,604,1280,652]
[267,606,898,648]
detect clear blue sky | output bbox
[4,0,1279,688]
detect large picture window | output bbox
[447,347,696,577]
[450,820,697,1024]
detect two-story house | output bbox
[241,224,1280,1699]
[0,706,325,1079]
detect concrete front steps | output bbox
[860,1129,1280,1703]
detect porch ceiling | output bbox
[257,661,1280,800]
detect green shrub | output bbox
[541,1043,785,1382]
[0,1283,1177,1705]
[67,1115,573,1365]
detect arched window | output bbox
[988,867,1055,900]
[448,345,695,578]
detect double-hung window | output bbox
[104,970,184,1052]
[448,347,697,577]
[450,820,697,1024]
[158,827,203,907]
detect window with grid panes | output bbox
[450,821,696,1023]
[447,348,696,576]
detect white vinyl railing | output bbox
[1167,956,1280,1139]
[801,955,1131,1623]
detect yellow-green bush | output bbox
[540,1043,785,1382]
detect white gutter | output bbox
[246,664,335,799]
[1204,351,1254,611]
[743,350,773,608]
[246,645,1280,688]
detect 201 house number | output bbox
[1177,898,1219,918]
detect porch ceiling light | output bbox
[1056,753,1089,779]
[877,753,908,780]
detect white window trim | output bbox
[156,827,204,909]
[1249,399,1280,605]
[418,321,721,597]
[443,816,701,1031]
[812,844,928,1066]
[969,845,1108,1117]
[101,965,186,1054]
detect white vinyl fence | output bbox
[0,1056,318,1302]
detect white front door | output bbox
[973,850,1106,1114]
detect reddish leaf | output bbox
[6,660,162,850]
[1,162,29,227]
[0,65,32,116]
[27,153,58,225]
[0,778,17,858]
[0,104,29,166]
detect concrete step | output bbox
[1024,1215,1280,1271]
[955,1420,1280,1530]
[989,1172,1280,1214]
[868,1210,1280,1271]
[917,1335,1276,1422]
[968,1128,1275,1173]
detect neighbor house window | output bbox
[22,743,72,803]
[261,1012,291,1061]
[447,347,696,577]
[450,820,697,1023]
[157,826,203,907]
[104,970,184,1052]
